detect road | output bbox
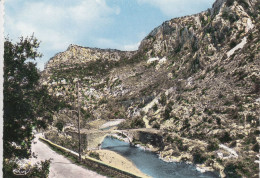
[31,133,106,178]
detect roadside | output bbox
[30,133,106,178]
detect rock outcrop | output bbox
[41,0,260,177]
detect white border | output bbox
[0,0,4,177]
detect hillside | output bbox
[41,0,260,177]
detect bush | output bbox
[230,40,237,49]
[208,118,213,124]
[191,57,201,74]
[192,147,207,164]
[222,9,229,19]
[228,108,240,120]
[226,0,234,6]
[190,107,196,116]
[207,139,220,151]
[229,13,239,23]
[252,143,259,152]
[55,122,64,132]
[175,43,182,53]
[233,95,241,103]
[163,104,172,120]
[172,151,181,157]
[219,131,232,143]
[3,159,17,177]
[29,160,51,177]
[152,104,158,111]
[117,121,131,129]
[215,117,221,126]
[130,117,145,129]
[251,77,260,94]
[237,0,249,8]
[218,93,224,99]
[159,93,167,105]
[4,159,51,178]
[89,152,101,160]
[149,117,157,125]
[246,114,256,123]
[230,140,237,148]
[204,108,213,115]
[244,134,257,145]
[224,163,242,178]
[98,97,108,105]
[178,144,188,152]
[152,122,160,129]
[166,135,174,143]
[118,117,145,129]
[167,136,188,151]
[182,118,191,130]
[248,33,253,40]
[224,100,232,106]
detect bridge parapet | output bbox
[65,128,163,152]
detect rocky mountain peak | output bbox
[42,0,259,177]
[211,0,226,14]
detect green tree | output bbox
[3,36,70,177]
[3,35,69,177]
[4,35,42,160]
[31,85,69,130]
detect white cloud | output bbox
[123,42,140,51]
[6,0,119,47]
[96,38,140,51]
[68,0,116,24]
[137,0,215,17]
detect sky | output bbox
[5,0,215,71]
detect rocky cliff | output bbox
[41,0,260,177]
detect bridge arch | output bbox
[97,130,133,149]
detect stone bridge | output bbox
[66,128,163,152]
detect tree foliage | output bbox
[4,35,42,159]
[3,35,67,176]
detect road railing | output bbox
[39,137,146,178]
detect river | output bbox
[101,136,220,178]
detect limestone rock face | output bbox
[42,0,260,177]
[45,44,136,71]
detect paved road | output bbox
[31,134,106,178]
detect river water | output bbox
[101,136,220,178]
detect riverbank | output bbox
[158,153,216,174]
[90,150,150,178]
[113,133,219,176]
[101,136,220,178]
